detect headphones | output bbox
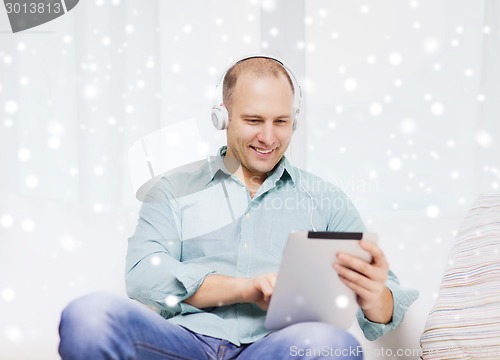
[211,55,302,131]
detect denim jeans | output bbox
[58,292,363,360]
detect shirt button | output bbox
[243,243,248,248]
[245,213,251,219]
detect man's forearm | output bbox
[184,272,276,310]
[184,274,247,308]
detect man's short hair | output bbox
[222,57,295,113]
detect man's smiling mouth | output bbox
[251,146,275,154]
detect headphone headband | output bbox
[211,55,302,131]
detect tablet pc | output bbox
[264,231,378,331]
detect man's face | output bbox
[225,72,294,184]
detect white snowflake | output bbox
[25,175,38,189]
[21,218,35,232]
[0,214,13,228]
[369,102,383,116]
[125,24,134,34]
[4,100,18,114]
[388,158,402,171]
[430,102,444,116]
[423,38,440,53]
[476,130,492,147]
[335,295,349,309]
[269,27,279,37]
[83,84,99,100]
[150,256,161,266]
[388,52,403,66]
[344,78,357,92]
[426,205,440,219]
[5,326,23,343]
[101,37,111,46]
[18,148,31,161]
[93,203,103,213]
[400,118,416,135]
[2,288,16,302]
[360,5,370,14]
[60,235,80,252]
[62,35,72,44]
[165,295,179,307]
[48,137,61,149]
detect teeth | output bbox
[255,148,273,154]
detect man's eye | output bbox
[275,119,288,124]
[246,119,260,124]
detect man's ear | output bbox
[224,104,232,125]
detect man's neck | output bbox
[222,155,266,197]
[242,169,266,198]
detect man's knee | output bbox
[60,292,122,331]
[59,292,127,359]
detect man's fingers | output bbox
[336,253,374,278]
[333,263,377,293]
[336,249,388,281]
[267,272,278,288]
[256,273,276,297]
[338,274,372,302]
[360,239,388,268]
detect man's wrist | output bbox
[236,277,253,304]
[362,287,394,324]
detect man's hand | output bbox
[333,239,394,324]
[239,272,277,310]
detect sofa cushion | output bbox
[420,194,500,359]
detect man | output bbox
[59,57,418,359]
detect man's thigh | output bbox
[59,292,218,360]
[238,322,363,360]
[130,314,216,359]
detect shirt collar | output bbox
[206,146,297,186]
[268,155,297,187]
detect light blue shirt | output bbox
[126,146,418,345]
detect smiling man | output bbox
[58,57,418,360]
[223,66,294,196]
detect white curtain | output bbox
[0,1,498,358]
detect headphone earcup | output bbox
[211,106,229,130]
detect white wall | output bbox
[0,1,498,359]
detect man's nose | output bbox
[257,122,275,145]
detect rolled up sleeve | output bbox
[126,180,215,317]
